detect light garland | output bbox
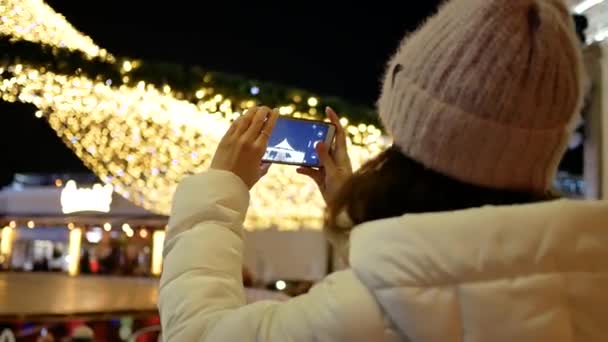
[0,0,112,60]
[0,0,390,230]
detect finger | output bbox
[316,142,336,170]
[260,163,272,177]
[326,107,348,159]
[296,167,324,186]
[244,106,271,140]
[255,108,279,145]
[236,107,256,135]
[224,117,239,138]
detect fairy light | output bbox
[0,0,390,231]
[307,97,318,107]
[0,0,111,60]
[139,228,149,239]
[103,222,112,231]
[122,60,133,72]
[27,220,35,229]
[0,64,388,229]
[8,221,16,229]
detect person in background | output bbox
[159,0,608,341]
[95,237,120,275]
[69,326,94,342]
[78,249,91,274]
[48,247,64,272]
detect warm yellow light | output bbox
[55,179,63,187]
[139,228,149,239]
[358,124,367,132]
[275,280,287,290]
[151,230,166,276]
[67,228,82,276]
[195,90,205,99]
[122,223,134,237]
[0,2,390,230]
[8,221,16,229]
[122,61,132,72]
[1,226,14,257]
[35,110,43,118]
[27,221,35,229]
[339,117,349,126]
[307,97,318,107]
[60,180,113,214]
[67,222,75,230]
[103,222,112,231]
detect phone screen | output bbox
[262,117,335,167]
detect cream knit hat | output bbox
[378,0,585,194]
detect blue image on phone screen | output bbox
[263,118,329,167]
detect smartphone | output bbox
[262,117,336,167]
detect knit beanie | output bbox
[377,0,585,194]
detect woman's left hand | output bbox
[210,106,279,189]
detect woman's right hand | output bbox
[297,107,352,203]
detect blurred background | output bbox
[0,0,607,341]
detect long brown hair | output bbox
[325,146,555,243]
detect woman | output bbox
[159,0,608,341]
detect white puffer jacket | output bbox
[159,170,608,342]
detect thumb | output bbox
[316,143,335,171]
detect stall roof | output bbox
[0,182,168,227]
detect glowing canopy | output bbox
[0,0,389,230]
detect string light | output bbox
[103,222,112,231]
[139,228,149,239]
[307,97,318,107]
[122,60,133,72]
[67,222,75,230]
[8,221,16,229]
[0,0,111,60]
[0,0,390,230]
[27,220,35,229]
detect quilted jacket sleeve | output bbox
[158,170,389,342]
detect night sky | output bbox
[0,1,583,185]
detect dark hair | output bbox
[325,146,556,238]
